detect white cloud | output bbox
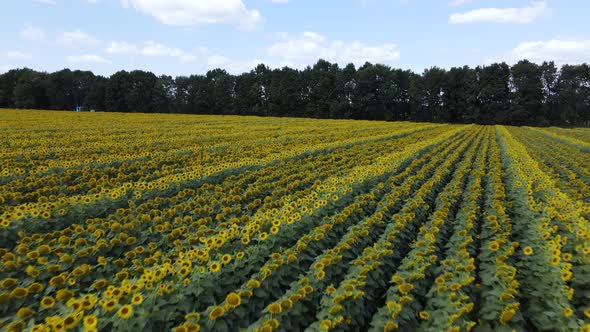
[449,1,548,24]
[120,0,262,29]
[207,55,231,66]
[0,65,15,74]
[56,30,99,46]
[20,24,46,40]
[66,54,111,63]
[450,0,472,6]
[209,57,266,73]
[141,41,196,61]
[270,0,290,3]
[33,0,55,4]
[4,51,33,60]
[105,41,138,54]
[508,39,590,64]
[105,40,257,73]
[267,32,400,67]
[106,41,197,62]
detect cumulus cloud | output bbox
[508,39,590,64]
[267,32,400,67]
[57,30,99,47]
[20,24,46,40]
[449,1,548,24]
[450,0,472,6]
[105,39,258,73]
[66,54,111,63]
[120,0,262,29]
[141,41,197,62]
[206,56,264,73]
[4,51,33,60]
[207,55,231,66]
[105,41,138,54]
[105,40,197,62]
[0,65,15,74]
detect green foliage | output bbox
[1,60,589,126]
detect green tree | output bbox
[13,69,49,109]
[84,76,107,111]
[443,66,479,123]
[478,63,511,124]
[510,60,545,125]
[303,59,339,118]
[206,69,235,115]
[556,64,590,126]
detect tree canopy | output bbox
[1,60,589,126]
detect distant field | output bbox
[0,109,589,332]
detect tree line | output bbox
[1,59,589,126]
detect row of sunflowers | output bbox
[0,110,588,331]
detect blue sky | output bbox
[1,0,589,76]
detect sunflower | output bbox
[523,246,533,256]
[280,299,293,310]
[6,321,25,332]
[117,305,133,319]
[10,287,28,299]
[83,315,98,328]
[100,299,117,311]
[499,309,516,325]
[386,301,401,313]
[221,254,232,265]
[236,252,245,260]
[225,292,241,308]
[259,325,273,332]
[316,270,326,280]
[266,318,280,329]
[399,295,413,304]
[209,262,221,273]
[208,306,225,320]
[268,302,282,314]
[40,296,56,309]
[563,308,573,317]
[418,311,430,320]
[398,283,413,294]
[1,278,17,288]
[384,322,399,332]
[131,294,144,305]
[326,285,336,294]
[49,275,66,287]
[63,314,79,329]
[92,279,108,290]
[247,279,260,289]
[184,312,201,321]
[16,307,35,318]
[488,241,500,251]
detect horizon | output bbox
[4,57,588,79]
[1,0,589,76]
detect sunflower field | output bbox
[0,109,589,332]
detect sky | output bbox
[1,0,589,76]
